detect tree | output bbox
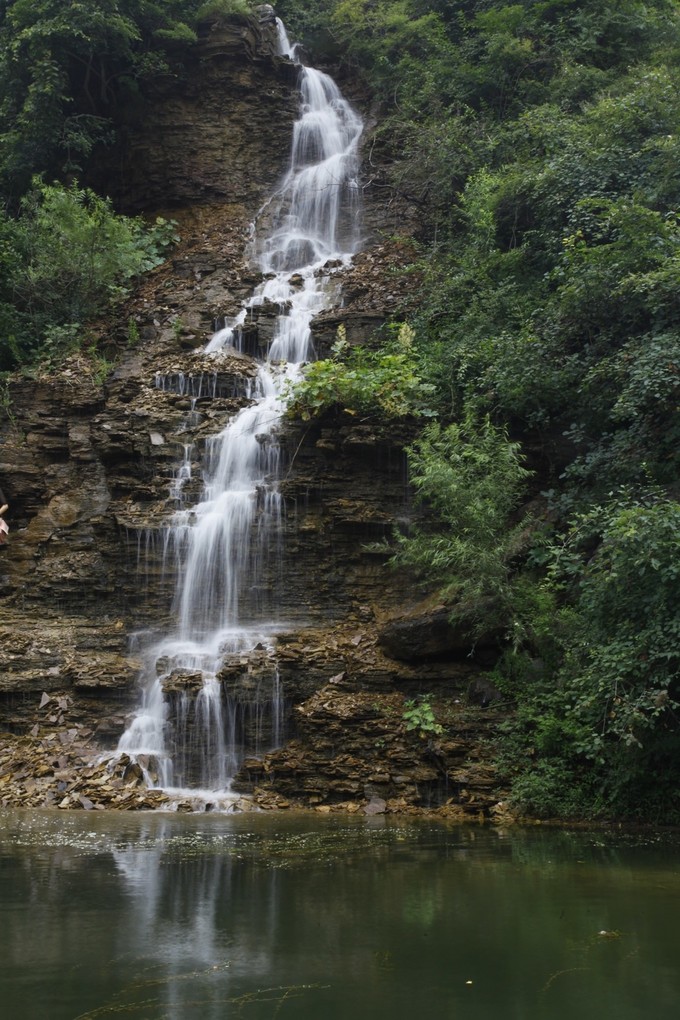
[0,179,176,368]
[392,413,531,637]
[0,0,202,202]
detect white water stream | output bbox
[117,21,363,801]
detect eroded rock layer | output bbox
[89,17,298,213]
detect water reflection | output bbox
[111,829,280,1019]
[1,812,679,1020]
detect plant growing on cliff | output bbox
[286,323,436,421]
[0,180,177,368]
[393,412,531,639]
[403,696,443,738]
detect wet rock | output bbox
[364,797,386,816]
[161,670,206,694]
[253,790,290,810]
[467,677,505,708]
[87,18,297,213]
[256,4,277,25]
[378,604,468,662]
[0,20,513,819]
[237,683,508,817]
[0,729,175,811]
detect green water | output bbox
[0,810,678,1019]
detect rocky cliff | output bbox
[0,14,509,819]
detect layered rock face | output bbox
[90,16,299,213]
[0,15,508,816]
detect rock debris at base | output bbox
[0,733,167,811]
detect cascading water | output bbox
[117,20,363,802]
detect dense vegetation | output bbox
[284,0,680,822]
[1,0,679,821]
[0,0,246,369]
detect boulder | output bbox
[378,600,505,664]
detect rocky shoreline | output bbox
[0,725,513,823]
[0,659,512,820]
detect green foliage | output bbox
[126,317,140,347]
[0,1,224,202]
[0,375,16,424]
[393,413,530,636]
[502,745,598,820]
[405,54,680,499]
[403,696,443,737]
[338,0,680,822]
[286,323,436,421]
[560,493,680,750]
[195,0,252,20]
[21,180,174,315]
[505,490,680,821]
[272,0,342,57]
[0,180,176,369]
[86,345,116,385]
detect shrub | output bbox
[0,179,177,368]
[507,489,680,821]
[286,323,435,421]
[392,411,531,637]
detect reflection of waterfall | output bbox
[111,820,279,1020]
[117,20,363,799]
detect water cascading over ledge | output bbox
[116,18,364,805]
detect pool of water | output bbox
[0,810,678,1019]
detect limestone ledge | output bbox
[0,612,137,745]
[236,683,508,818]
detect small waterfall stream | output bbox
[117,21,363,802]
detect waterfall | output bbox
[117,21,363,802]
